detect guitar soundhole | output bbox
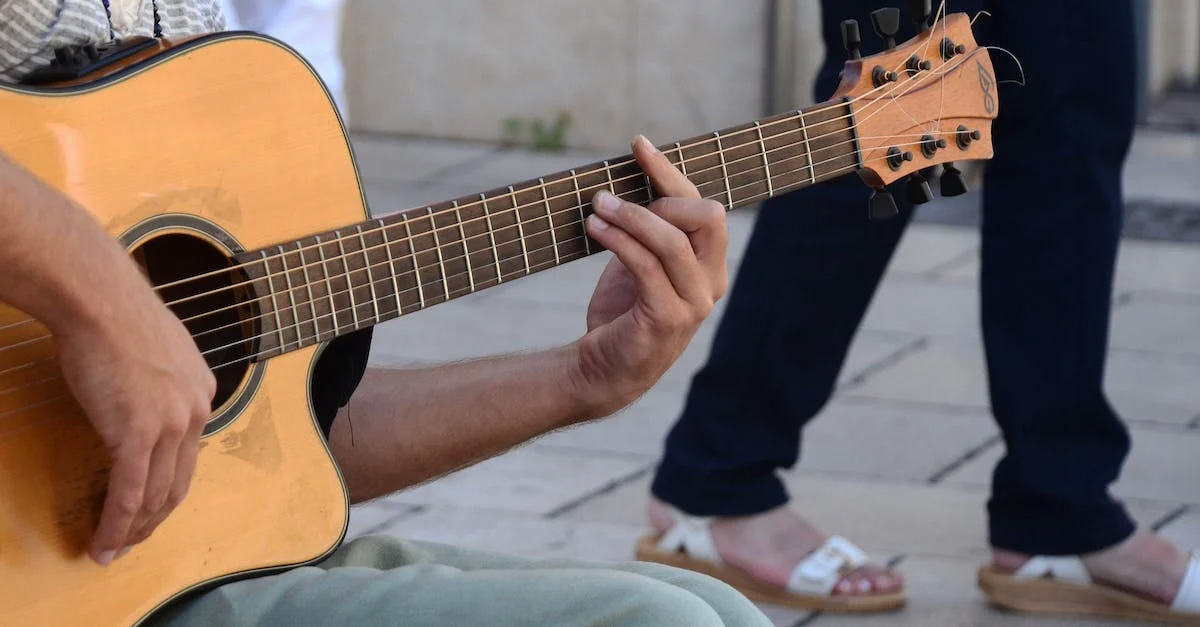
[130,233,256,411]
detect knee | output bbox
[597,573,727,627]
[642,568,770,627]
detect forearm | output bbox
[328,344,611,503]
[0,152,143,332]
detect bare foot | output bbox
[649,496,904,596]
[992,532,1191,604]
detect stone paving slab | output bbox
[1114,239,1200,296]
[382,446,649,516]
[789,399,998,484]
[859,277,981,339]
[846,337,990,410]
[1160,509,1200,548]
[848,337,1200,428]
[940,424,1200,506]
[887,224,980,277]
[352,135,498,182]
[1109,292,1200,356]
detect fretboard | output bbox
[240,99,859,359]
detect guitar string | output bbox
[0,40,984,408]
[133,40,949,295]
[0,147,910,412]
[0,118,965,365]
[0,43,962,345]
[0,46,981,364]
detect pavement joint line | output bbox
[839,395,991,417]
[544,463,656,520]
[926,434,1004,485]
[1113,291,1134,308]
[1124,418,1200,434]
[1151,505,1191,532]
[838,336,929,391]
[1117,289,1200,304]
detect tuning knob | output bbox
[907,0,932,32]
[841,20,862,59]
[940,162,969,197]
[906,174,934,205]
[871,8,901,50]
[869,188,900,221]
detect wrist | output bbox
[560,338,642,423]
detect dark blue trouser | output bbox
[651,0,1137,555]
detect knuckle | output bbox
[702,199,725,218]
[114,492,144,517]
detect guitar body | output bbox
[0,34,359,625]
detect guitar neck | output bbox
[240,99,860,359]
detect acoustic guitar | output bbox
[0,9,997,625]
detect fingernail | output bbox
[594,191,620,216]
[858,579,873,593]
[634,134,659,154]
[117,546,132,560]
[836,580,852,593]
[96,550,116,566]
[587,214,609,231]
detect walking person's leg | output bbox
[973,1,1200,621]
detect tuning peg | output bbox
[906,173,934,205]
[907,0,932,32]
[940,162,969,197]
[869,188,900,221]
[841,20,862,59]
[870,8,901,50]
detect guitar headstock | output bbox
[833,7,998,214]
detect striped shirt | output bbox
[0,0,223,83]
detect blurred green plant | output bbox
[500,112,572,151]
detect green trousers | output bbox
[149,535,772,626]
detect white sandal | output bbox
[978,552,1200,625]
[635,510,906,613]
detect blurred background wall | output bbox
[338,0,1200,151]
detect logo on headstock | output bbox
[977,60,996,114]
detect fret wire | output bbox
[194,153,883,366]
[797,109,816,183]
[754,121,774,197]
[570,169,590,255]
[713,132,734,210]
[428,206,451,300]
[674,142,687,177]
[539,178,560,265]
[602,160,615,194]
[334,230,359,328]
[277,245,300,350]
[295,241,320,342]
[508,186,532,275]
[643,173,654,203]
[356,224,381,323]
[315,235,338,336]
[402,215,427,308]
[381,223,404,317]
[260,250,286,353]
[147,106,873,331]
[458,200,477,292]
[482,193,504,283]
